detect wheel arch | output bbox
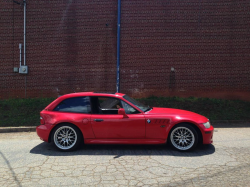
[168,122,203,144]
[48,122,84,143]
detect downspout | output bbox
[23,0,27,98]
[19,44,22,67]
[13,0,27,98]
[116,0,121,93]
[23,0,26,66]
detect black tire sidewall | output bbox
[168,123,198,151]
[52,123,82,151]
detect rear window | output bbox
[54,97,91,113]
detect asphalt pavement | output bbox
[0,127,250,186]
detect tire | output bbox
[168,123,198,151]
[52,124,82,151]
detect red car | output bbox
[36,92,214,151]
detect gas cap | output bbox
[82,119,89,125]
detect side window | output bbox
[99,97,122,109]
[90,97,122,114]
[121,101,140,114]
[54,97,91,113]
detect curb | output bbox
[0,126,36,133]
[0,121,250,133]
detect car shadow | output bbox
[30,143,215,158]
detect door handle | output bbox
[94,119,103,122]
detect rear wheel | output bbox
[52,124,82,151]
[169,124,198,151]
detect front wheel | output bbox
[52,124,82,151]
[169,124,198,151]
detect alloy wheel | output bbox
[170,126,195,151]
[54,126,77,150]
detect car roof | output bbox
[60,92,125,98]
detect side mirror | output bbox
[118,108,128,118]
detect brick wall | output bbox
[1,0,250,100]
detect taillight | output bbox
[40,116,45,125]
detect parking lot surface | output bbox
[0,127,250,187]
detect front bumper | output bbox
[36,124,53,142]
[202,125,214,144]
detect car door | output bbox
[90,96,145,139]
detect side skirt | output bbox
[84,139,166,145]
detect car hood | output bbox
[146,107,208,122]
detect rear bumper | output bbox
[36,124,53,142]
[202,125,214,144]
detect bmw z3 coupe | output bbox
[36,92,214,151]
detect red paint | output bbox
[91,114,145,139]
[36,92,213,145]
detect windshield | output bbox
[123,95,151,112]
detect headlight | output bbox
[203,121,211,128]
